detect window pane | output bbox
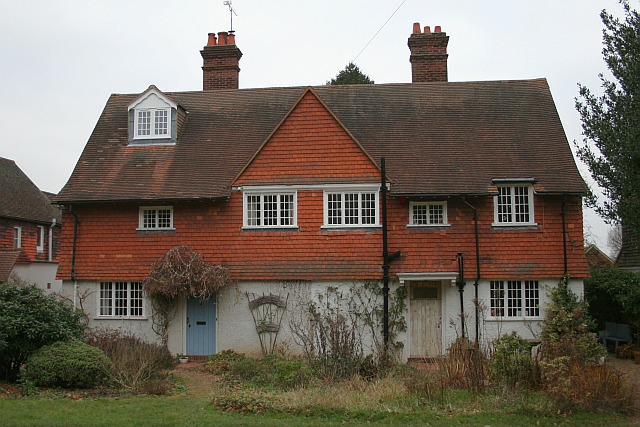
[247,195,261,226]
[497,187,512,223]
[154,110,168,135]
[361,193,376,224]
[143,209,156,228]
[507,281,522,316]
[490,281,504,317]
[412,204,428,225]
[280,194,294,226]
[513,186,530,223]
[344,193,359,224]
[130,282,143,316]
[115,282,128,316]
[328,193,342,225]
[263,194,278,226]
[157,209,172,228]
[100,282,113,316]
[138,111,151,136]
[429,204,444,224]
[524,280,540,316]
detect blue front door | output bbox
[186,297,216,356]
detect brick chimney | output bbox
[200,31,243,90]
[408,23,449,83]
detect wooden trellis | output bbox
[246,292,289,356]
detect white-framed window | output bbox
[243,192,297,228]
[128,87,176,142]
[138,206,174,230]
[494,185,534,225]
[324,189,379,227]
[490,280,540,318]
[409,201,448,226]
[13,226,21,249]
[134,108,170,139]
[36,225,45,253]
[99,281,144,317]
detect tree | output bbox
[326,62,374,85]
[575,1,640,231]
[0,281,86,381]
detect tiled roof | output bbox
[55,79,586,203]
[0,157,62,223]
[585,244,614,268]
[616,226,640,270]
[0,250,20,282]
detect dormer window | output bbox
[128,85,177,144]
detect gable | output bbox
[235,89,380,186]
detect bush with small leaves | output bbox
[0,282,86,381]
[22,340,112,388]
[489,332,535,390]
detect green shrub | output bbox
[203,349,247,375]
[272,357,313,390]
[22,340,112,388]
[489,332,535,390]
[228,355,273,387]
[585,266,640,334]
[86,328,175,392]
[0,282,86,381]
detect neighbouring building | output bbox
[0,157,62,292]
[54,24,589,360]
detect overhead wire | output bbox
[352,0,408,62]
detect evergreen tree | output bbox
[575,1,640,231]
[327,62,374,85]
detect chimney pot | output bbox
[227,32,236,45]
[207,33,217,46]
[413,22,421,34]
[435,25,442,33]
[218,31,228,45]
[424,26,431,33]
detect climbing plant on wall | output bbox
[143,245,231,346]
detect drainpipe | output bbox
[561,196,568,276]
[69,205,79,308]
[380,157,400,357]
[456,253,466,339]
[462,197,481,347]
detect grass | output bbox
[0,378,633,427]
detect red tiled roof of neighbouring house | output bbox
[0,157,62,223]
[0,250,21,282]
[55,79,586,203]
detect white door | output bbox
[410,281,442,358]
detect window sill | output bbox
[486,317,542,322]
[491,223,539,230]
[136,228,176,233]
[94,316,147,321]
[128,139,175,146]
[407,224,451,229]
[321,225,381,231]
[242,226,299,232]
[36,248,44,253]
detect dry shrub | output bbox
[439,338,486,393]
[542,360,636,414]
[615,343,640,359]
[276,376,406,413]
[401,368,442,400]
[86,328,175,393]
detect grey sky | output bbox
[0,0,620,253]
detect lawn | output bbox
[0,375,633,427]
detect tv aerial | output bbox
[223,1,237,33]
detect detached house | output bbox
[0,157,62,292]
[55,24,589,360]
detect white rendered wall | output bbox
[12,262,62,293]
[61,277,583,360]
